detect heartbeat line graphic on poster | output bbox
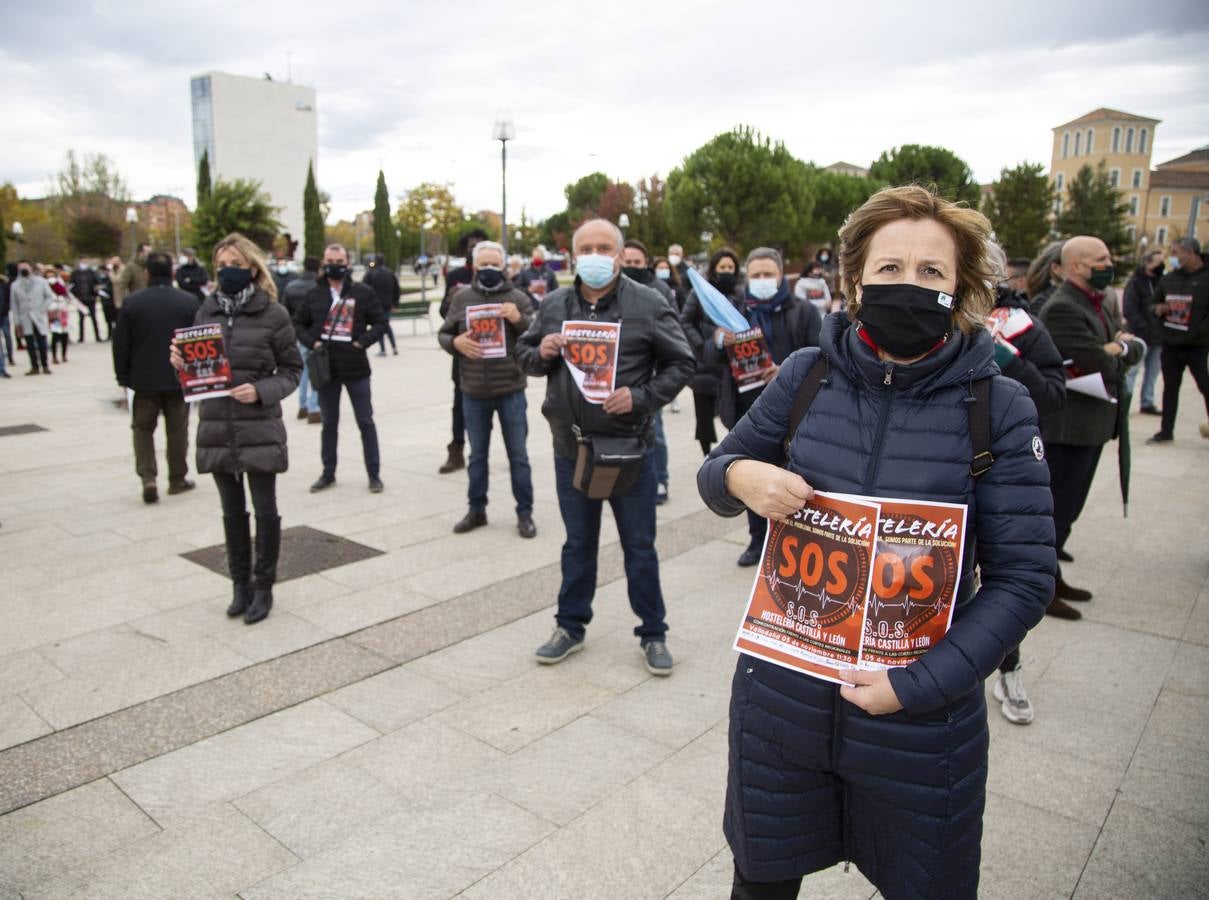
[768,578,858,616]
[866,595,946,620]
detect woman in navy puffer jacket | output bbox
[697,186,1055,899]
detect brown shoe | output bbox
[307,411,322,424]
[1045,597,1082,620]
[142,483,159,504]
[1056,578,1092,602]
[41,367,52,375]
[453,510,487,534]
[439,441,465,474]
[25,368,39,376]
[297,409,309,419]
[167,479,196,495]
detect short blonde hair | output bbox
[212,232,277,301]
[838,185,994,335]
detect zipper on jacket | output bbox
[862,368,896,493]
[882,361,893,386]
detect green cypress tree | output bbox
[303,161,324,259]
[197,150,211,205]
[372,170,397,271]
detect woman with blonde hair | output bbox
[171,232,302,624]
[698,186,1054,898]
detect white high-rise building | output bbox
[191,71,318,255]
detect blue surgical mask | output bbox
[748,277,780,300]
[576,253,617,289]
[655,269,671,281]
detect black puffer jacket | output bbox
[194,290,302,474]
[703,283,822,428]
[438,280,533,398]
[681,285,740,397]
[515,275,695,458]
[293,279,387,382]
[993,287,1066,420]
[1122,265,1163,344]
[698,314,1054,897]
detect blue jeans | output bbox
[462,390,533,516]
[652,409,669,488]
[0,314,12,365]
[297,342,319,413]
[317,376,379,478]
[552,452,667,642]
[1125,342,1162,409]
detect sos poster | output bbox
[465,303,507,358]
[322,298,355,341]
[561,320,620,404]
[726,327,775,393]
[735,493,969,683]
[174,324,232,401]
[734,492,881,685]
[1163,294,1192,331]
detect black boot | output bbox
[439,441,465,474]
[223,514,254,617]
[245,515,281,624]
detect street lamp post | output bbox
[618,213,630,239]
[492,118,516,256]
[125,207,138,258]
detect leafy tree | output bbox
[665,126,816,253]
[802,169,884,248]
[982,162,1053,259]
[395,182,463,255]
[303,161,325,259]
[564,173,610,220]
[372,170,397,270]
[1054,162,1132,258]
[540,211,573,250]
[51,150,133,257]
[197,150,212,205]
[193,178,281,263]
[868,144,981,206]
[0,210,6,270]
[628,176,674,256]
[66,214,123,257]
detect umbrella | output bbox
[1116,385,1131,518]
[685,267,749,332]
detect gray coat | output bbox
[10,274,55,334]
[194,290,303,474]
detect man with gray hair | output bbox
[439,240,537,538]
[1147,237,1209,443]
[514,244,559,305]
[516,218,694,675]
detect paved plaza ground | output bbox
[0,306,1206,899]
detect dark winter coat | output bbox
[439,280,533,398]
[515,275,695,459]
[363,265,401,311]
[68,267,97,304]
[992,289,1066,420]
[697,314,1055,896]
[1150,258,1209,348]
[283,275,318,320]
[681,285,741,397]
[1038,279,1144,446]
[1122,265,1163,344]
[176,261,209,301]
[703,285,823,428]
[513,262,559,301]
[194,290,302,474]
[293,278,387,382]
[112,278,202,392]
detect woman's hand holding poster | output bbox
[735,492,967,685]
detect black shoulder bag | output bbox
[307,295,349,391]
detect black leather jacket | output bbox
[516,275,694,458]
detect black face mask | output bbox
[217,266,254,295]
[858,283,955,359]
[1152,262,1165,277]
[713,272,737,294]
[475,267,504,289]
[324,263,348,281]
[622,266,649,283]
[18,268,30,278]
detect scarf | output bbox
[743,279,791,343]
[215,284,255,317]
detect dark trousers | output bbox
[51,332,69,361]
[1,314,13,363]
[692,389,718,450]
[462,390,533,516]
[1160,345,1209,435]
[552,452,667,642]
[213,471,278,517]
[77,302,103,342]
[24,325,49,370]
[131,390,190,485]
[317,376,380,478]
[377,320,397,352]
[1000,646,1021,673]
[451,383,465,444]
[1046,442,1103,568]
[746,509,767,547]
[731,864,801,900]
[100,298,117,337]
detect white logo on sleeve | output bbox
[1032,435,1045,461]
[936,292,954,309]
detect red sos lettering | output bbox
[471,319,497,335]
[734,340,761,359]
[776,534,850,596]
[567,342,609,366]
[871,550,936,601]
[182,339,218,364]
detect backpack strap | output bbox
[967,376,994,479]
[783,356,830,456]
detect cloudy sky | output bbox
[3,0,1208,226]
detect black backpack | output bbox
[785,356,994,480]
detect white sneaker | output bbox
[993,665,1034,725]
[670,398,681,414]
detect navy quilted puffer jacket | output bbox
[697,314,1055,898]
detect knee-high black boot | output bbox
[223,514,254,617]
[245,515,281,624]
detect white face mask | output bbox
[1169,256,1181,271]
[667,254,682,267]
[748,276,780,300]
